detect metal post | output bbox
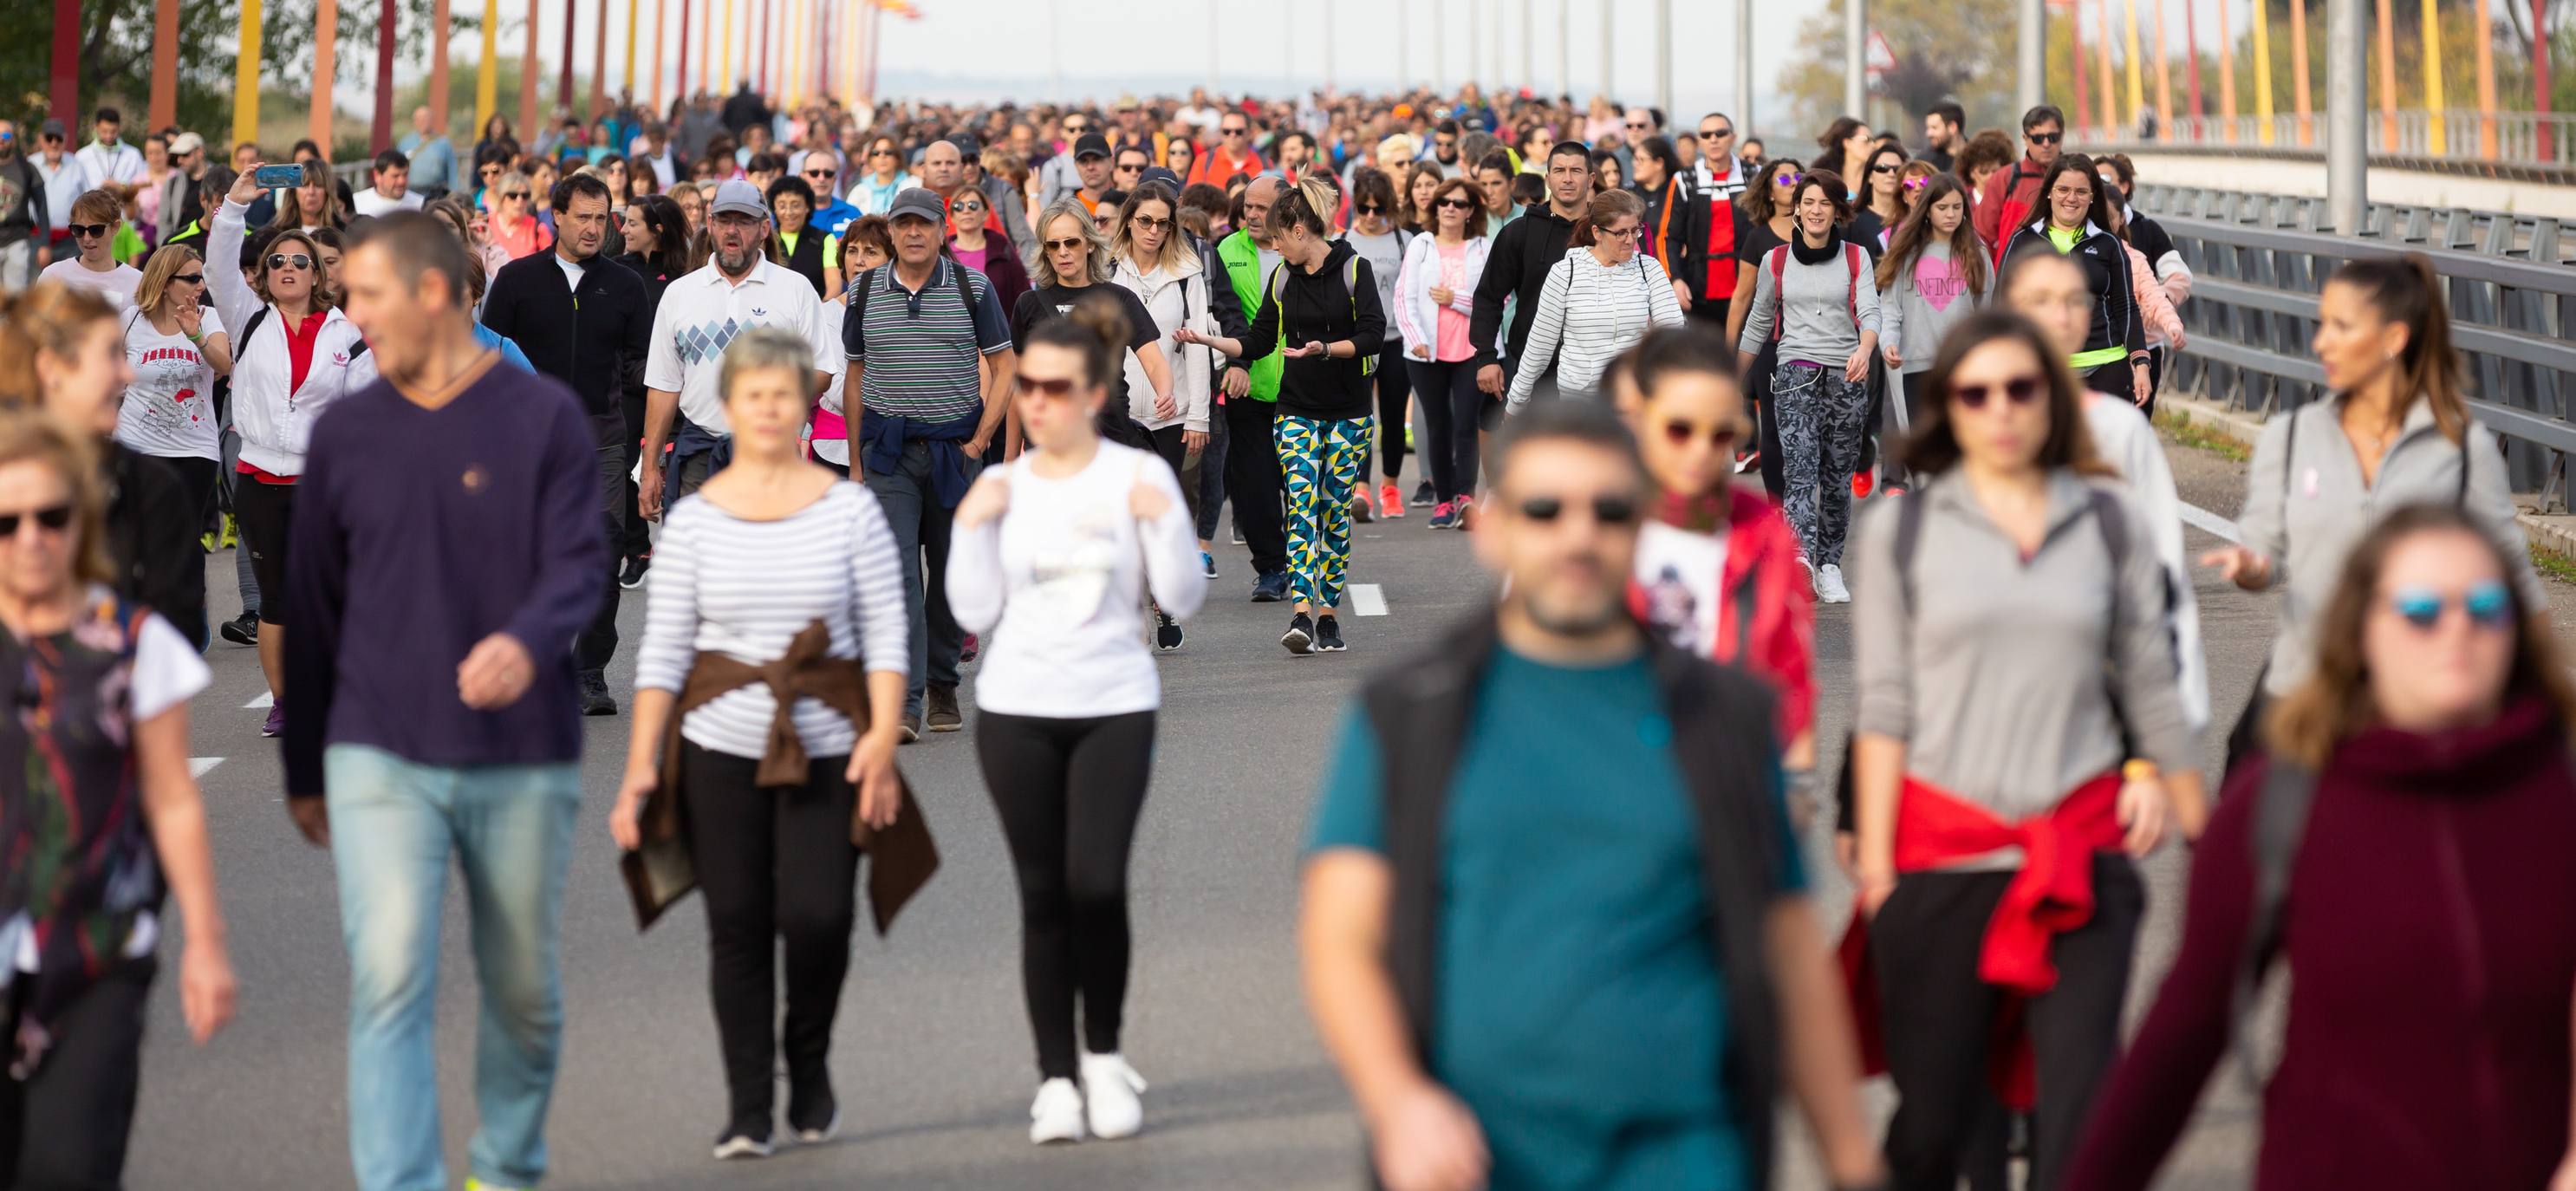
[1051,0,1063,104]
[1844,0,1866,118]
[1208,0,1218,94]
[1656,0,1672,118]
[2017,0,2044,114]
[1524,0,1534,84]
[1325,0,1336,92]
[1601,0,1613,101]
[2325,0,2367,232]
[1561,0,1572,101]
[1737,0,1754,133]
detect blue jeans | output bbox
[862,438,981,718]
[325,744,582,1191]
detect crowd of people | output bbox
[0,75,2568,1191]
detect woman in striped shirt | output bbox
[610,326,912,1162]
[1504,188,1687,411]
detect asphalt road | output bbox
[119,429,2555,1189]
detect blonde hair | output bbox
[0,283,119,409]
[0,408,116,587]
[1034,198,1113,284]
[718,325,821,408]
[133,244,205,322]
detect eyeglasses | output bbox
[1702,127,1735,140]
[1015,374,1080,399]
[2389,580,2514,631]
[2026,131,2064,145]
[1042,237,1087,252]
[172,272,204,284]
[266,252,314,270]
[0,503,73,539]
[2049,185,2092,201]
[1220,127,1248,138]
[1602,225,1643,241]
[68,223,109,239]
[870,148,896,159]
[1434,197,1477,211]
[1116,162,1144,173]
[1662,419,1742,450]
[1514,493,1639,525]
[1626,121,1650,132]
[1130,214,1171,230]
[480,165,504,176]
[503,190,530,199]
[1903,176,1929,191]
[1950,374,2043,409]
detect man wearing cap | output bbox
[0,120,52,288]
[638,179,840,517]
[1112,95,1152,155]
[953,132,1036,263]
[842,186,1015,739]
[1068,133,1117,218]
[31,120,90,254]
[75,107,145,201]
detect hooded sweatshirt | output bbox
[1468,203,1580,370]
[1234,238,1386,422]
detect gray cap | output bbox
[38,120,65,139]
[946,132,982,158]
[708,179,769,219]
[886,187,946,225]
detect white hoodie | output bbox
[1109,252,1214,433]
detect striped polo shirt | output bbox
[843,257,1014,423]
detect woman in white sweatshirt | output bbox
[946,295,1207,1149]
[1505,188,1686,410]
[1391,177,1493,526]
[1107,180,1214,483]
[207,164,379,738]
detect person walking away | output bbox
[38,190,142,309]
[1335,168,1413,521]
[1209,177,1293,602]
[947,296,1206,1145]
[0,400,234,1187]
[608,326,922,1161]
[1972,107,2065,265]
[1392,178,1491,529]
[286,212,605,1191]
[2202,253,2541,772]
[1469,140,1594,409]
[1506,189,1686,412]
[1300,400,1884,1191]
[1177,178,1385,655]
[1876,174,1988,493]
[1734,172,1879,603]
[483,172,654,717]
[1845,311,2206,1191]
[0,120,51,290]
[841,187,1017,739]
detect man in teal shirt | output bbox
[1301,401,1884,1191]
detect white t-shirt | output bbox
[644,257,840,437]
[117,307,226,461]
[350,187,424,217]
[1635,520,1729,655]
[32,155,89,231]
[39,257,142,310]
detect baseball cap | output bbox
[708,179,770,219]
[38,120,66,139]
[886,187,946,225]
[169,132,205,156]
[1137,166,1183,191]
[1073,133,1112,160]
[947,132,982,158]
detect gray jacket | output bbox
[1736,237,1881,366]
[1851,470,2196,861]
[2238,395,2540,695]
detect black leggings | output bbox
[233,478,295,628]
[1747,340,1788,499]
[680,742,861,1120]
[1364,340,1409,483]
[0,958,153,1188]
[1405,357,1486,504]
[975,709,1157,1080]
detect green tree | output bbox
[1776,0,2025,133]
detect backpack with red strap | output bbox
[1763,240,1867,342]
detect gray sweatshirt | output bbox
[2237,395,2540,695]
[1851,470,2195,862]
[1735,237,1882,366]
[1877,239,1982,376]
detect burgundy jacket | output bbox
[2065,695,2576,1190]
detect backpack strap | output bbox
[2086,486,2131,576]
[240,306,271,352]
[2234,754,2320,1089]
[950,257,973,312]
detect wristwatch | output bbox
[2122,758,2160,783]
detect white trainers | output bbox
[1030,1077,1086,1144]
[1815,563,1852,604]
[1079,1051,1148,1141]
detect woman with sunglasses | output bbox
[1393,177,1493,530]
[2203,255,2540,771]
[1845,144,1912,256]
[118,246,232,543]
[1847,310,2202,1191]
[763,176,841,298]
[947,186,1031,314]
[2069,504,2576,1191]
[37,190,144,310]
[1107,180,1214,478]
[210,166,378,738]
[1999,156,2150,409]
[851,137,916,218]
[485,172,554,262]
[1335,168,1415,523]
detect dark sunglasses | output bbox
[1015,374,1080,399]
[171,272,205,284]
[265,252,314,270]
[480,164,504,175]
[1870,162,1900,174]
[503,190,530,199]
[1129,213,1171,230]
[2026,131,2064,145]
[1041,237,1087,251]
[1951,374,2043,409]
[1354,204,1383,215]
[0,504,74,538]
[1116,162,1144,172]
[1220,127,1248,137]
[1662,419,1742,450]
[2389,580,2514,631]
[805,168,836,179]
[1703,127,1734,140]
[1434,197,1477,210]
[68,223,110,239]
[1517,493,1638,525]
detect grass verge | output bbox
[2153,407,2252,463]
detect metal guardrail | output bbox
[2074,108,2576,169]
[2136,185,2576,511]
[2137,183,2574,265]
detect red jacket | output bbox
[1973,153,2052,267]
[1631,486,1816,744]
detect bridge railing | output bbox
[2073,108,2576,171]
[2135,185,2576,511]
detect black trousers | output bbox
[975,709,1157,1080]
[1144,423,1187,485]
[575,412,627,675]
[1870,855,2145,1191]
[2083,356,2141,413]
[1222,398,1286,576]
[680,742,861,1120]
[0,960,153,1189]
[232,478,295,628]
[162,455,220,541]
[1360,341,1409,483]
[618,388,651,559]
[1747,340,1788,499]
[1405,358,1486,504]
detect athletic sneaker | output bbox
[787,1075,839,1144]
[1230,524,1246,545]
[1815,563,1852,604]
[1377,483,1406,518]
[1315,615,1346,652]
[1734,449,1761,475]
[960,633,980,666]
[1851,471,1875,499]
[219,612,259,647]
[1251,570,1290,602]
[1454,494,1479,530]
[1428,500,1459,530]
[618,553,652,589]
[927,685,963,732]
[1030,1077,1086,1144]
[578,671,616,717]
[900,713,923,744]
[1282,612,1316,655]
[712,1116,773,1160]
[1352,491,1375,524]
[1410,480,1435,507]
[1080,1052,1148,1141]
[261,703,284,739]
[1155,610,1184,652]
[463,1180,526,1191]
[1200,551,1217,580]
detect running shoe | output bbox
[578,671,616,717]
[960,633,980,666]
[1454,494,1479,530]
[787,1074,839,1144]
[1251,570,1290,602]
[1282,611,1316,655]
[1815,563,1852,604]
[1377,483,1406,518]
[712,1116,773,1160]
[1734,449,1761,475]
[926,685,963,732]
[900,713,923,744]
[1030,1078,1086,1144]
[1851,471,1875,499]
[219,612,259,647]
[1230,524,1246,546]
[1200,551,1217,580]
[463,1180,526,1191]
[1316,615,1346,652]
[1352,491,1375,524]
[1410,479,1436,507]
[618,553,652,589]
[1080,1052,1148,1141]
[1428,500,1459,530]
[1155,610,1184,652]
[220,513,239,550]
[261,703,284,739]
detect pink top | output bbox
[1434,241,1474,362]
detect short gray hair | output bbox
[1033,197,1113,284]
[718,326,817,405]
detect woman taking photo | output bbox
[2204,254,2540,769]
[764,176,840,298]
[119,246,234,532]
[2066,504,2576,1191]
[1849,310,2203,1191]
[2000,156,2150,408]
[1336,168,1413,522]
[1392,177,1491,530]
[946,296,1206,1146]
[611,328,917,1162]
[1506,188,1686,411]
[1735,172,1878,603]
[948,185,1031,314]
[211,166,378,738]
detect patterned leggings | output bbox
[1277,413,1373,609]
[1772,363,1871,567]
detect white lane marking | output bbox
[190,758,224,778]
[2179,501,2243,544]
[1350,583,1389,616]
[244,692,273,708]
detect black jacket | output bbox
[105,444,205,650]
[0,157,45,247]
[1234,239,1386,422]
[481,250,654,418]
[1468,204,1578,371]
[2001,219,2148,361]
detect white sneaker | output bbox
[1815,563,1851,604]
[1030,1077,1086,1144]
[1079,1051,1148,1141]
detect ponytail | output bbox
[2331,252,2469,445]
[1265,176,1338,241]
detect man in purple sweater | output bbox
[284,211,606,1191]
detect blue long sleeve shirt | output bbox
[283,359,607,797]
